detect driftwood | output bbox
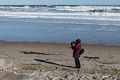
[83,56,100,60]
[20,51,59,55]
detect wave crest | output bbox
[0,5,120,20]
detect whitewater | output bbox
[0,5,120,19]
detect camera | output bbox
[71,41,75,47]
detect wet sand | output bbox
[0,41,120,80]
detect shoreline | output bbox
[0,40,120,47]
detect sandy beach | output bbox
[0,41,120,80]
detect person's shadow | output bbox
[34,58,74,68]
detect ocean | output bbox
[0,5,120,45]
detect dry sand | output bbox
[0,41,120,80]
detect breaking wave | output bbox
[0,5,120,20]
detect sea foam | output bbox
[0,5,120,20]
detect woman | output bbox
[71,39,81,69]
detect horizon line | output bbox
[0,5,120,6]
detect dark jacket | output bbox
[71,39,81,58]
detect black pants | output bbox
[74,58,81,69]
